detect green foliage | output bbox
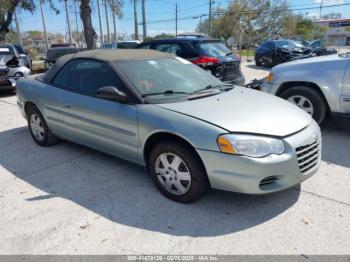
[296,19,327,41]
[144,33,175,42]
[0,0,59,41]
[196,0,290,47]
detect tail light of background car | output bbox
[192,56,221,67]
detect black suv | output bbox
[136,38,244,86]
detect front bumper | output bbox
[259,81,280,95]
[0,78,16,91]
[197,121,321,194]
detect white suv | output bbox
[261,53,350,124]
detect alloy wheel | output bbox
[155,153,191,195]
[30,113,45,141]
[287,95,314,116]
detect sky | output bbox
[16,0,350,39]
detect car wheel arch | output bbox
[24,101,37,117]
[142,131,211,186]
[276,81,330,111]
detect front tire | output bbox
[280,86,327,124]
[148,141,209,203]
[27,106,59,146]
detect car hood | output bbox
[277,54,339,67]
[0,55,13,65]
[156,87,311,137]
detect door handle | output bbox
[64,104,72,109]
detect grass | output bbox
[238,49,255,57]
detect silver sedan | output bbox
[16,50,321,202]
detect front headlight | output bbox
[217,134,285,158]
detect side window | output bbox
[155,44,172,53]
[139,44,151,49]
[52,59,122,97]
[170,44,181,55]
[51,60,76,89]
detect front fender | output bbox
[136,104,226,162]
[272,61,345,112]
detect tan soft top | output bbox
[43,49,172,83]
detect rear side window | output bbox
[138,44,151,49]
[155,44,172,53]
[170,44,181,54]
[52,59,122,96]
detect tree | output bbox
[281,14,302,38]
[0,0,33,41]
[296,18,327,41]
[0,0,59,42]
[80,0,97,49]
[196,0,290,46]
[107,0,123,42]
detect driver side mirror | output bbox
[97,86,128,103]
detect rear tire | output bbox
[148,141,209,203]
[255,55,262,66]
[26,105,59,146]
[280,86,327,124]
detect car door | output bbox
[51,58,139,162]
[259,41,274,65]
[341,58,350,113]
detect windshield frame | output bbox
[114,57,226,104]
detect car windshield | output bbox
[117,57,224,99]
[290,41,304,48]
[198,41,230,57]
[310,40,321,48]
[0,46,13,55]
[275,40,292,48]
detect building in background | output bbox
[315,18,350,46]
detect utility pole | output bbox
[208,0,212,37]
[39,0,49,52]
[96,0,104,44]
[73,0,80,46]
[64,0,72,43]
[319,0,324,20]
[111,4,117,42]
[104,0,111,43]
[133,0,139,40]
[14,10,23,48]
[175,3,178,37]
[141,0,147,39]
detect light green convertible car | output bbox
[16,50,322,202]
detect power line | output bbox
[140,1,350,25]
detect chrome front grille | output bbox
[296,137,321,174]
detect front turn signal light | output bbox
[217,136,237,154]
[266,73,273,83]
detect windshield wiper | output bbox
[194,84,234,94]
[141,90,191,98]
